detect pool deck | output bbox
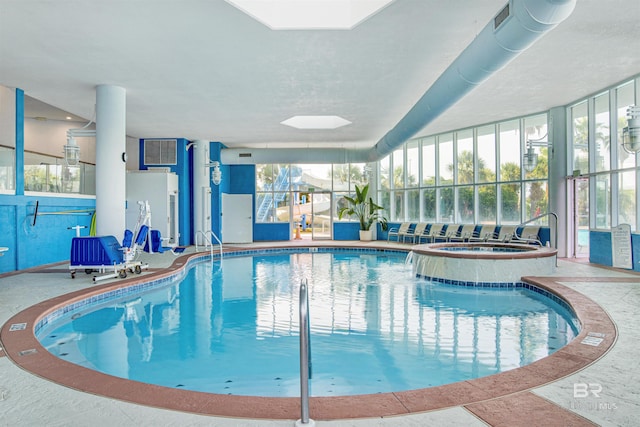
[1,240,639,426]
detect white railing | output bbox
[296,279,314,427]
[195,230,223,259]
[518,212,558,266]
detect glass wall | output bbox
[0,146,15,191]
[255,163,371,225]
[378,113,549,225]
[569,77,638,231]
[255,164,293,223]
[24,151,95,194]
[572,101,589,175]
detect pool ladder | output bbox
[297,279,314,427]
[195,230,223,259]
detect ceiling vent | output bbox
[494,3,510,30]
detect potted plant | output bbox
[337,183,388,241]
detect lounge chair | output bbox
[511,225,542,245]
[388,222,412,242]
[418,223,444,243]
[488,225,516,243]
[434,224,460,242]
[403,222,428,243]
[468,225,496,242]
[448,224,477,242]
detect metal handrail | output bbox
[298,279,313,426]
[195,230,223,259]
[518,212,558,265]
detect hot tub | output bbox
[411,242,557,285]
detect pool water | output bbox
[38,250,578,397]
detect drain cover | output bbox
[9,323,27,332]
[581,332,605,346]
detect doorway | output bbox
[222,193,253,243]
[572,177,589,258]
[310,191,332,240]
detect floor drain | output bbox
[9,323,26,332]
[18,349,37,356]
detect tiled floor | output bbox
[0,241,638,426]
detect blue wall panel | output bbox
[589,231,612,266]
[378,222,396,241]
[0,195,96,273]
[632,234,640,272]
[15,89,24,195]
[0,205,17,272]
[334,222,360,240]
[254,223,290,241]
[589,230,640,271]
[228,164,256,194]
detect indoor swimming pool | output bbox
[36,248,579,397]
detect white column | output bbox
[95,85,126,238]
[549,106,568,257]
[192,139,211,244]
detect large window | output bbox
[572,101,589,175]
[477,125,496,183]
[421,137,436,186]
[255,163,373,224]
[617,82,636,169]
[456,129,473,185]
[0,146,15,191]
[24,151,95,194]
[255,164,290,223]
[379,113,549,225]
[569,77,638,231]
[594,93,610,172]
[439,134,453,185]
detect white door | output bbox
[222,193,253,243]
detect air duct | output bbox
[221,0,576,165]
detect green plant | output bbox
[338,184,388,231]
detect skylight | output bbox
[226,0,394,30]
[281,115,352,129]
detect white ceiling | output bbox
[1,0,639,152]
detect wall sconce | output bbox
[210,161,222,185]
[621,105,640,153]
[523,135,552,173]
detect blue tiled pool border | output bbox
[35,246,579,336]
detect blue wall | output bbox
[0,195,96,273]
[210,142,225,240]
[254,223,290,241]
[334,222,361,240]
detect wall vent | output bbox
[494,3,510,30]
[143,139,177,165]
[239,153,252,158]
